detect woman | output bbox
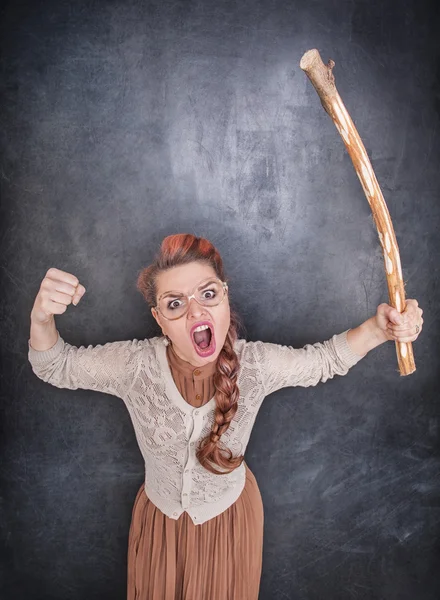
[28,233,423,600]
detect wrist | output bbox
[346,316,388,357]
[30,313,58,351]
[30,310,54,327]
[366,315,388,345]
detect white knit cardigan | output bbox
[28,329,364,525]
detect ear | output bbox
[151,307,160,326]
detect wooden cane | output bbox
[300,49,415,376]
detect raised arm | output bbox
[248,299,424,396]
[28,267,145,398]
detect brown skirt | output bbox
[127,461,264,600]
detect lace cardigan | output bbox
[28,329,364,525]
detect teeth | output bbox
[193,324,210,333]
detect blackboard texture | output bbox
[1,0,439,598]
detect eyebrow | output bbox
[161,277,218,300]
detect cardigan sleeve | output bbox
[249,329,365,396]
[28,330,145,399]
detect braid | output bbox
[196,310,244,475]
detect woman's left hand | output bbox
[375,299,424,343]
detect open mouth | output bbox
[192,325,215,355]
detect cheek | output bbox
[168,325,187,342]
[220,306,231,331]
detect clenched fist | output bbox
[31,267,86,325]
[374,299,424,343]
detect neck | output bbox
[169,341,216,367]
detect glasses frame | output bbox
[154,277,229,321]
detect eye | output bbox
[168,299,183,310]
[203,288,216,299]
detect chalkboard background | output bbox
[1,0,439,598]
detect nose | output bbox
[187,295,207,318]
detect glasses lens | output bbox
[159,279,225,320]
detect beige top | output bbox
[28,329,364,525]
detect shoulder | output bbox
[101,336,163,364]
[233,337,266,364]
[106,335,161,354]
[135,335,163,356]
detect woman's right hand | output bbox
[31,267,86,325]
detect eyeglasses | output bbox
[155,277,229,321]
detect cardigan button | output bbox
[193,369,201,376]
[194,409,199,415]
[195,395,201,401]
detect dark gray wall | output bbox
[1,0,439,598]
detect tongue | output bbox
[194,329,211,349]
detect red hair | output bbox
[136,233,246,475]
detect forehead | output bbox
[156,263,218,296]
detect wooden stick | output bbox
[300,49,415,376]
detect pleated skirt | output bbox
[127,461,264,600]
